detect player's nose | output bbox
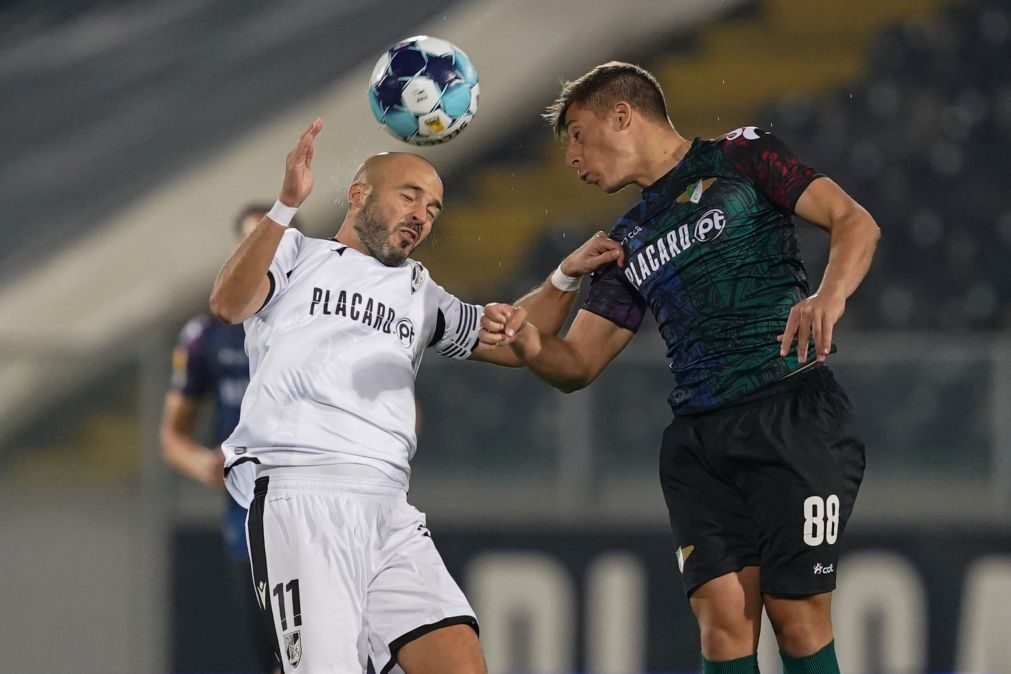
[408,204,426,223]
[566,146,581,169]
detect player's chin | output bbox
[585,176,616,194]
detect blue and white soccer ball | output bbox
[368,36,479,146]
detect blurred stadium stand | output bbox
[766,0,1011,331]
[2,0,1010,672]
[0,0,464,283]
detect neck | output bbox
[334,218,369,255]
[635,128,692,188]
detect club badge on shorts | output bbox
[284,630,302,668]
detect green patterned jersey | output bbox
[582,127,823,414]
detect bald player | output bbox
[208,119,623,673]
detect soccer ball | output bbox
[368,36,479,146]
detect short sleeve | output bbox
[581,262,647,332]
[171,317,212,398]
[259,228,304,313]
[428,285,484,360]
[719,127,822,213]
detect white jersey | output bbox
[222,229,482,507]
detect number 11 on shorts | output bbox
[272,578,303,630]
[803,495,840,546]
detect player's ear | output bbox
[613,101,632,131]
[348,182,370,209]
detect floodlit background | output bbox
[1,0,1010,672]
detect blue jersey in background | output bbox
[172,315,250,561]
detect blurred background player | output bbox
[481,62,879,674]
[160,203,297,674]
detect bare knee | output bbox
[764,593,833,657]
[771,617,827,656]
[698,621,757,660]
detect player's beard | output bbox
[354,195,410,267]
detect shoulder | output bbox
[711,125,778,153]
[286,229,329,257]
[276,228,317,260]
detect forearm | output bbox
[160,430,210,481]
[515,232,625,335]
[209,217,286,323]
[513,274,579,336]
[510,326,592,392]
[816,208,880,300]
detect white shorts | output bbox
[246,470,478,673]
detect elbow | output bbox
[555,374,592,394]
[208,293,242,325]
[862,211,881,245]
[851,206,881,246]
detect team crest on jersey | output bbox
[676,177,718,204]
[395,318,416,348]
[410,262,426,294]
[284,630,302,668]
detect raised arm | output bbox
[779,177,880,363]
[470,231,623,366]
[209,119,322,324]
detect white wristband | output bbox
[550,266,581,292]
[267,199,298,227]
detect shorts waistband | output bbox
[685,363,832,416]
[254,471,406,499]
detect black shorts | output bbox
[660,365,865,598]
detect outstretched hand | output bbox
[560,231,625,277]
[280,118,323,207]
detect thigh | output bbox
[729,372,866,596]
[659,418,760,597]
[397,624,485,674]
[689,566,763,660]
[367,500,479,674]
[248,477,369,673]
